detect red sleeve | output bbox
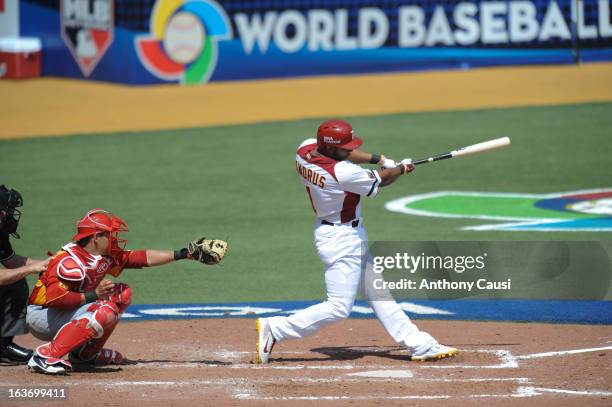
[107,249,148,273]
[45,286,84,309]
[125,250,148,269]
[44,275,84,310]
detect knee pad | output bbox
[83,301,119,339]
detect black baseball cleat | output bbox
[0,342,34,364]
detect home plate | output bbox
[347,370,413,378]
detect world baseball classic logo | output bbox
[135,0,232,84]
[386,188,612,232]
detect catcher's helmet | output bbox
[316,119,363,150]
[72,209,128,257]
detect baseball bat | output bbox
[412,137,511,166]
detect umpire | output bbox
[0,185,49,364]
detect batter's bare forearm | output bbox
[348,150,383,165]
[378,167,403,187]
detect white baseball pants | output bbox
[268,221,435,352]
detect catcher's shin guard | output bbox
[72,326,120,363]
[36,301,119,361]
[71,301,122,363]
[36,320,95,361]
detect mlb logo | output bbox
[61,0,114,77]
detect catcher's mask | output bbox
[72,208,129,259]
[0,185,23,239]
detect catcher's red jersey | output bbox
[29,243,145,309]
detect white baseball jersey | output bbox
[270,139,435,351]
[295,138,381,223]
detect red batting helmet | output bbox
[72,209,128,257]
[316,119,363,150]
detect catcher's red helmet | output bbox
[316,119,363,150]
[71,208,128,257]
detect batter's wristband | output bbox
[399,164,406,175]
[370,154,382,164]
[84,291,98,303]
[174,248,189,260]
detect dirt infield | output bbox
[3,319,611,406]
[1,63,612,139]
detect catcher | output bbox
[26,208,227,375]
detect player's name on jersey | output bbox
[296,161,326,188]
[372,278,512,292]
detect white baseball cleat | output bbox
[255,318,276,364]
[411,342,458,362]
[28,355,72,375]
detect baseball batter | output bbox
[26,208,227,375]
[256,119,457,363]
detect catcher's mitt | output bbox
[188,238,228,265]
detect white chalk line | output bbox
[14,345,604,398]
[348,369,414,378]
[125,362,362,370]
[124,348,518,370]
[516,345,612,360]
[232,394,485,401]
[416,349,518,369]
[234,386,612,401]
[10,379,609,400]
[529,387,612,397]
[209,345,612,370]
[83,345,611,373]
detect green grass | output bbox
[1,102,611,303]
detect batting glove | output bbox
[379,157,397,170]
[399,158,415,174]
